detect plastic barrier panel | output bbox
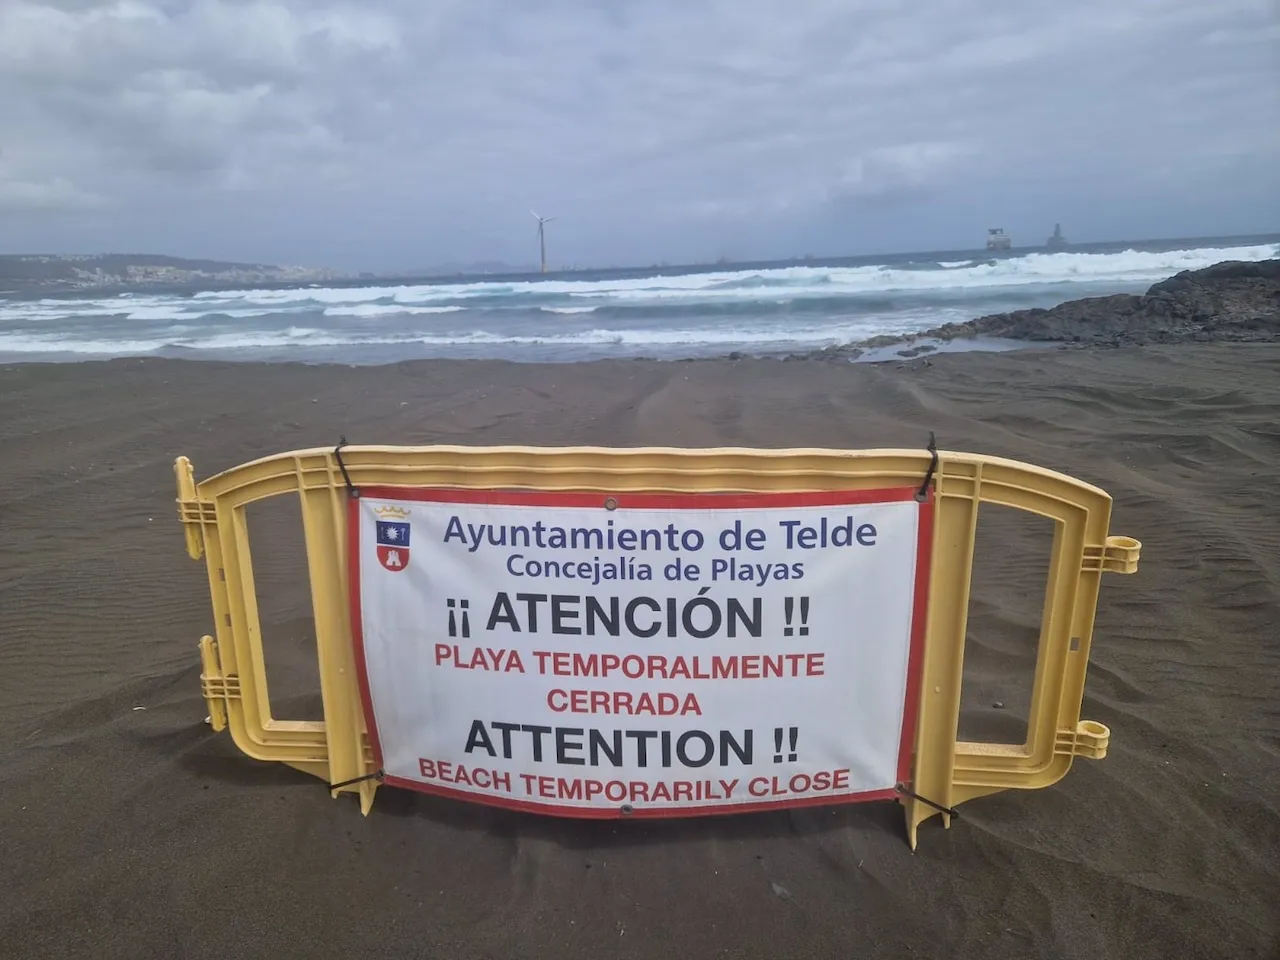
[175,443,1141,848]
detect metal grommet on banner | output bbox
[620,803,634,815]
[603,496,618,511]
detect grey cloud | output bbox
[0,0,1275,269]
[0,174,106,212]
[1,0,399,196]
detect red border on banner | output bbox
[347,484,934,819]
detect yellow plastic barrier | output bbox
[174,443,1140,847]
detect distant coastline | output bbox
[0,253,344,296]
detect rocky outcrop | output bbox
[903,258,1280,347]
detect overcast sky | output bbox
[1,0,1277,272]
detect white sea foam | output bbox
[322,304,465,318]
[0,333,171,354]
[124,306,201,320]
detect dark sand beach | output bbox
[2,343,1279,959]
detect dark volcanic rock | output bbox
[813,258,1280,359]
[914,258,1280,348]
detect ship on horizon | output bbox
[1046,223,1068,250]
[986,228,1011,251]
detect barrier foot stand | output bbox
[359,779,377,816]
[899,786,958,850]
[328,770,382,815]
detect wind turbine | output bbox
[531,210,557,273]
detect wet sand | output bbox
[1,344,1278,959]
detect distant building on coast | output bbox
[986,228,1012,251]
[1046,223,1068,250]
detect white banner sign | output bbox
[350,486,932,817]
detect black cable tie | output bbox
[329,770,383,791]
[334,435,357,497]
[915,431,938,502]
[896,782,959,818]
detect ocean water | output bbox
[1,237,1276,364]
